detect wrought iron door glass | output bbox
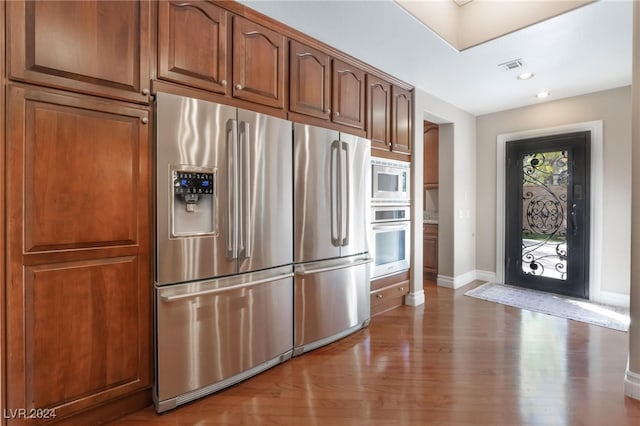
[521,151,568,280]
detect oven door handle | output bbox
[372,223,410,231]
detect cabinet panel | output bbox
[23,100,141,252]
[158,0,229,95]
[5,84,151,424]
[25,257,141,409]
[366,74,391,151]
[232,15,285,109]
[7,0,150,103]
[391,86,412,155]
[289,40,330,120]
[332,59,365,130]
[423,226,438,276]
[423,121,439,186]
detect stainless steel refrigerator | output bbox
[154,92,293,412]
[293,123,372,355]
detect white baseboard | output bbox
[625,368,640,400]
[592,291,630,308]
[475,270,496,283]
[405,290,425,306]
[437,270,478,289]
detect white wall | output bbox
[409,88,477,303]
[476,86,632,298]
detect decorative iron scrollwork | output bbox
[520,151,568,280]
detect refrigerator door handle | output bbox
[241,121,252,259]
[331,140,341,246]
[160,272,295,302]
[341,141,350,247]
[226,119,238,259]
[295,258,374,276]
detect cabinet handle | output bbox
[335,111,340,117]
[399,287,404,292]
[141,88,150,96]
[376,294,383,299]
[236,84,243,90]
[141,117,149,124]
[221,80,227,86]
[326,108,331,114]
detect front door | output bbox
[505,132,590,299]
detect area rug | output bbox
[464,282,630,332]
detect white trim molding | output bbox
[625,367,640,400]
[437,270,478,289]
[496,121,604,301]
[405,290,425,306]
[475,270,497,283]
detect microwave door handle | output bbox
[226,119,238,259]
[341,141,349,246]
[372,223,409,231]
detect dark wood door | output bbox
[505,132,590,299]
[332,59,365,130]
[158,0,229,95]
[367,74,391,151]
[391,86,412,155]
[232,15,285,109]
[423,225,438,277]
[289,40,331,120]
[5,85,152,423]
[7,0,151,104]
[423,121,439,185]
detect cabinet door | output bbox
[366,74,391,151]
[332,59,365,130]
[391,86,413,154]
[158,0,229,95]
[5,85,151,423]
[7,0,151,104]
[423,121,439,185]
[232,15,286,109]
[423,231,438,275]
[289,40,331,120]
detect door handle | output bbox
[241,121,252,259]
[331,140,340,246]
[226,119,238,259]
[570,203,578,236]
[341,141,350,247]
[294,258,374,276]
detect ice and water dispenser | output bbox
[170,166,216,237]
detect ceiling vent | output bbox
[499,59,524,71]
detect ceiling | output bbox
[238,0,632,116]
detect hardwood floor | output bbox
[110,280,640,425]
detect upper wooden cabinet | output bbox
[289,43,365,132]
[232,15,286,109]
[289,40,331,120]
[158,1,229,95]
[391,85,413,155]
[332,59,366,130]
[7,0,151,104]
[366,74,392,152]
[423,121,439,186]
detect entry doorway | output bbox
[505,132,590,299]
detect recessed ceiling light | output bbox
[518,72,535,80]
[536,91,550,99]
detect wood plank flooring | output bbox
[109,280,640,425]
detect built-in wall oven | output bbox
[370,205,411,278]
[371,158,410,204]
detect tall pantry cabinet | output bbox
[3,1,153,424]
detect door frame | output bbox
[496,120,603,301]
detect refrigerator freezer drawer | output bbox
[155,266,293,412]
[293,257,372,355]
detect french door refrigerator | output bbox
[154,92,293,412]
[293,123,372,355]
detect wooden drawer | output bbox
[371,281,410,308]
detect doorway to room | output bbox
[505,131,590,299]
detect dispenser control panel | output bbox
[173,171,214,195]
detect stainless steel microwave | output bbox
[371,159,410,203]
